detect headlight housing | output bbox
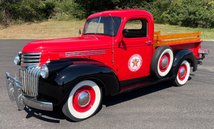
[40,64,49,79]
[14,52,22,65]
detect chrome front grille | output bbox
[19,66,40,97]
[21,53,41,65]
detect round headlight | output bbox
[40,64,49,79]
[14,52,21,65]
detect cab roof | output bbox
[87,9,153,19]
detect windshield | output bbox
[84,16,121,36]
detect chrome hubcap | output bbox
[161,57,169,69]
[78,91,90,107]
[179,67,186,77]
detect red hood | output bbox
[22,35,112,53]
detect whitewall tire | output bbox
[151,46,174,78]
[62,80,102,121]
[174,60,191,86]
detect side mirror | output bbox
[79,29,82,35]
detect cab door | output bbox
[115,16,154,81]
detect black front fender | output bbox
[38,59,119,107]
[54,61,120,97]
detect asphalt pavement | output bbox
[0,40,214,129]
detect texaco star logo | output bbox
[128,54,142,72]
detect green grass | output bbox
[0,20,213,40]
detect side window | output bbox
[123,19,148,38]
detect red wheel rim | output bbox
[159,53,170,72]
[178,64,187,81]
[73,86,96,113]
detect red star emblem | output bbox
[132,59,139,67]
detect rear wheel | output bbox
[62,80,102,121]
[173,60,191,86]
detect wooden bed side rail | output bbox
[154,31,201,47]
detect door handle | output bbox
[145,40,152,45]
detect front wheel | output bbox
[173,60,191,86]
[62,80,102,122]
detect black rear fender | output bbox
[172,49,197,76]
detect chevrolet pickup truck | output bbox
[5,9,208,121]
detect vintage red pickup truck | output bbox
[6,9,208,121]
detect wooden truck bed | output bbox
[154,32,201,47]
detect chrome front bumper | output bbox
[5,72,53,111]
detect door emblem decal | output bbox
[128,54,142,72]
